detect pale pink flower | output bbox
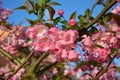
[52,68,58,75]
[112,5,120,14]
[109,19,120,31]
[116,32,120,38]
[68,50,79,61]
[96,48,110,62]
[82,35,93,47]
[64,69,70,76]
[61,49,68,59]
[26,24,47,38]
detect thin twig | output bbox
[31,53,48,72]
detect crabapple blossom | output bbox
[112,5,120,14]
[26,25,80,62]
[0,26,27,56]
[1,0,120,80]
[26,24,48,39]
[0,8,12,21]
[68,50,79,61]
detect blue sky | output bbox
[1,0,105,26]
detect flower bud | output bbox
[58,9,64,16]
[69,19,77,26]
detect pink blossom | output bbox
[69,19,77,26]
[26,24,47,38]
[42,74,48,80]
[96,48,110,62]
[68,50,79,61]
[82,35,93,47]
[58,9,64,16]
[112,5,120,14]
[117,0,120,2]
[64,69,70,76]
[0,8,12,21]
[52,68,58,75]
[61,49,68,59]
[116,32,120,38]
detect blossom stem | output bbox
[6,51,34,80]
[0,47,21,65]
[31,53,48,72]
[84,0,117,28]
[38,61,58,76]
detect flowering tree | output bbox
[0,0,120,80]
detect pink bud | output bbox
[69,19,77,26]
[58,9,64,16]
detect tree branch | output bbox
[84,0,117,28]
[6,51,34,80]
[0,47,21,65]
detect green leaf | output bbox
[54,17,61,25]
[46,5,55,20]
[84,9,90,17]
[35,3,41,12]
[24,1,30,9]
[92,43,104,48]
[28,0,34,8]
[61,20,68,25]
[62,25,66,30]
[102,13,112,23]
[27,10,34,14]
[77,60,100,68]
[14,6,27,10]
[117,67,120,72]
[97,0,104,5]
[110,48,117,55]
[40,0,51,5]
[111,13,120,26]
[48,1,61,6]
[90,27,98,34]
[78,15,87,24]
[10,67,15,72]
[69,11,76,20]
[25,18,37,25]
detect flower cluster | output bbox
[0,62,25,80]
[26,24,80,62]
[0,26,27,56]
[112,5,120,14]
[0,8,12,22]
